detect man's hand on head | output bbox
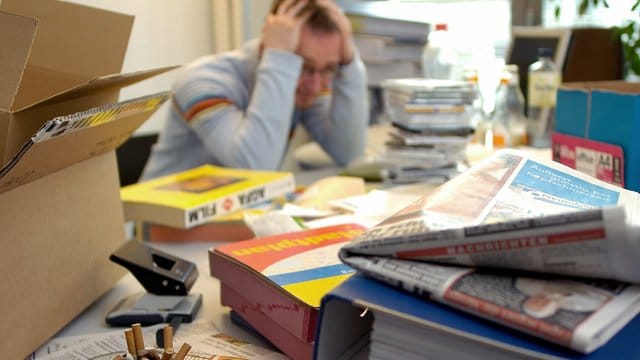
[316,0,354,65]
[262,0,312,53]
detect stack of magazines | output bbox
[327,149,640,358]
[379,78,479,183]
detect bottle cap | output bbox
[435,23,448,31]
[538,47,554,57]
[499,64,518,84]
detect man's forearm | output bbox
[326,52,369,166]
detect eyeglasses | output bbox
[300,63,338,80]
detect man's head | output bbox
[270,0,342,108]
[269,0,340,32]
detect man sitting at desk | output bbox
[141,0,368,180]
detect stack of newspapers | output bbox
[379,78,478,183]
[331,149,640,357]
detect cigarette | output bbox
[132,323,145,352]
[146,348,161,360]
[174,343,192,360]
[124,328,137,357]
[161,347,173,360]
[163,325,173,351]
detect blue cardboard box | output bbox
[556,81,640,192]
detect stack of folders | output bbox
[379,78,478,184]
[315,274,640,360]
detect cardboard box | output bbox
[555,81,640,192]
[0,1,174,358]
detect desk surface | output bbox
[49,168,351,356]
[50,140,551,356]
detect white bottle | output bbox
[493,65,527,148]
[527,48,560,148]
[422,23,458,80]
[466,68,491,146]
[465,68,484,128]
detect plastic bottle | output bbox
[465,68,489,145]
[492,65,527,148]
[422,23,458,80]
[527,48,561,147]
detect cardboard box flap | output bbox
[0,11,36,111]
[0,92,169,194]
[561,81,640,94]
[12,66,179,112]
[1,0,133,112]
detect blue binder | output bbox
[314,274,640,359]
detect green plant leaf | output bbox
[579,0,589,15]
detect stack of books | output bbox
[208,223,366,359]
[120,165,295,241]
[133,211,257,243]
[379,78,478,183]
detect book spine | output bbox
[142,221,254,243]
[221,283,314,360]
[184,175,294,228]
[209,250,313,341]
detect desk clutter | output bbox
[315,149,640,359]
[35,319,288,359]
[6,2,640,360]
[117,323,192,360]
[111,148,640,359]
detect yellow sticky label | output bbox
[528,72,560,107]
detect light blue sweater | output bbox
[140,39,368,180]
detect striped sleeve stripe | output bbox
[183,98,233,123]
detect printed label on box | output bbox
[552,133,624,187]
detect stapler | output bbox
[109,240,198,296]
[107,240,202,346]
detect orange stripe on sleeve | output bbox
[183,98,233,122]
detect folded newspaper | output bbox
[339,149,640,354]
